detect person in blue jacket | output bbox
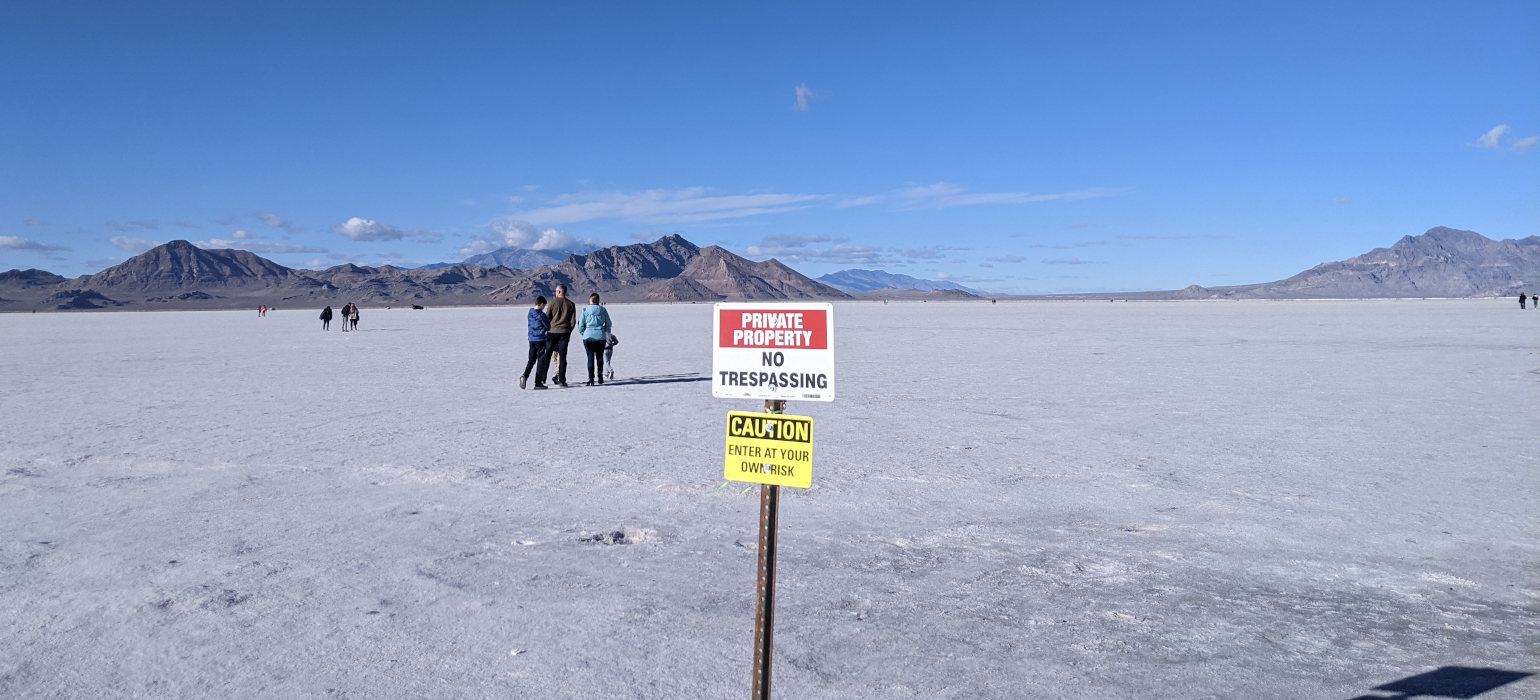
[576,293,613,386]
[520,296,552,390]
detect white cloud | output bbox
[987,255,1027,263]
[230,230,254,240]
[109,236,160,253]
[457,219,601,257]
[1474,125,1510,148]
[1,235,67,252]
[25,219,42,226]
[333,217,405,241]
[1514,136,1539,152]
[794,84,816,112]
[514,188,825,226]
[493,220,585,250]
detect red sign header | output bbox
[718,309,829,349]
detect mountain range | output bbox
[2,227,1535,311]
[0,235,851,311]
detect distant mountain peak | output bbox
[819,268,981,294]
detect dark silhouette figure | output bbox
[1349,665,1533,700]
[1521,292,1528,310]
[320,306,333,331]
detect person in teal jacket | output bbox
[576,293,613,386]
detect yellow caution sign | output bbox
[724,411,813,489]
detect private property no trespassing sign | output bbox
[712,302,835,402]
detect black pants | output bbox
[548,332,572,383]
[583,338,607,382]
[522,339,550,384]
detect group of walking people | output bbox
[319,303,360,331]
[521,284,615,389]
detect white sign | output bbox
[712,303,835,402]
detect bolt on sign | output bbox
[712,303,835,402]
[724,411,814,489]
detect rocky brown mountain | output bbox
[80,239,293,292]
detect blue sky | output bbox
[2,1,1537,294]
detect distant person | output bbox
[340,303,353,332]
[545,284,577,387]
[521,296,552,390]
[349,304,360,331]
[577,293,612,386]
[604,330,619,381]
[258,304,267,317]
[1521,292,1528,310]
[320,305,333,331]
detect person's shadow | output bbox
[1349,666,1533,699]
[605,373,710,386]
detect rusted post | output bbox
[751,398,786,699]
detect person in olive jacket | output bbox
[577,293,613,386]
[544,284,578,387]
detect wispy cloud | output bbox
[25,219,42,226]
[1043,257,1094,265]
[257,212,299,233]
[1115,234,1230,241]
[794,84,817,112]
[1330,198,1350,205]
[0,235,69,252]
[514,188,825,226]
[896,247,944,260]
[333,217,404,241]
[745,234,888,265]
[1471,124,1538,151]
[105,220,159,232]
[1474,125,1510,148]
[229,230,254,240]
[196,238,327,254]
[987,255,1027,263]
[109,236,160,253]
[841,182,1120,210]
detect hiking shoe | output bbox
[519,376,527,390]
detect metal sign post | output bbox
[713,303,832,699]
[751,398,785,700]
